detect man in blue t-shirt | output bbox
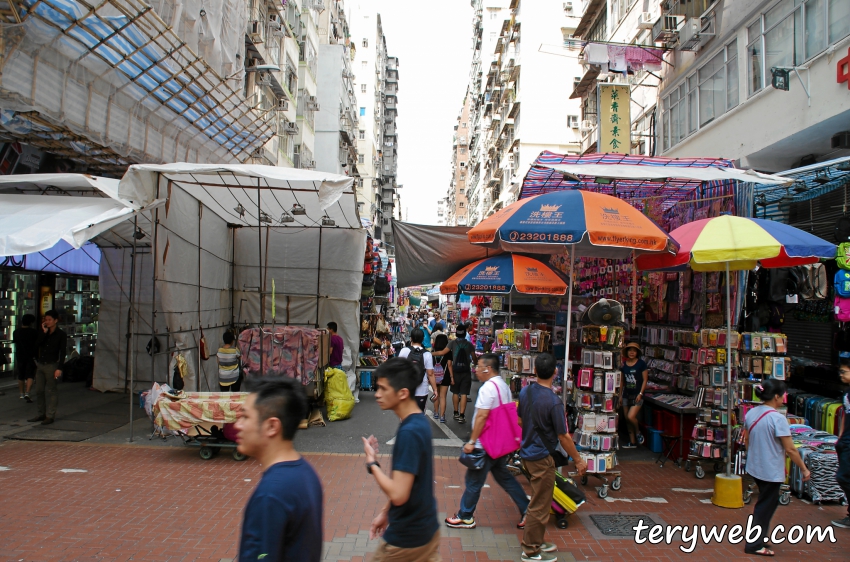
[363,357,440,560]
[235,377,323,562]
[834,359,850,529]
[517,354,586,562]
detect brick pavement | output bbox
[0,440,846,561]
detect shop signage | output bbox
[597,84,631,153]
[838,47,850,90]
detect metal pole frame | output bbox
[149,181,162,409]
[128,215,138,442]
[725,261,733,477]
[258,183,264,377]
[562,246,575,406]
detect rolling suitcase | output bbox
[826,403,842,436]
[795,394,816,418]
[815,399,837,431]
[790,446,814,498]
[786,389,804,415]
[359,370,374,392]
[805,450,847,503]
[805,397,824,427]
[551,472,585,529]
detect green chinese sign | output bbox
[597,84,631,154]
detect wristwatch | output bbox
[467,440,475,446]
[366,461,381,474]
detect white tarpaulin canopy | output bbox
[541,163,793,185]
[0,166,365,400]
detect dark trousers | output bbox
[35,362,59,419]
[745,477,782,553]
[458,453,529,519]
[836,441,850,517]
[219,374,242,392]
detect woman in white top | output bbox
[743,378,810,557]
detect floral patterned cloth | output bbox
[237,326,322,384]
[154,392,246,431]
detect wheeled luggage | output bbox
[359,370,375,391]
[825,403,842,435]
[805,449,847,504]
[551,472,585,529]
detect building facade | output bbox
[462,0,585,226]
[349,5,401,247]
[656,0,850,170]
[445,98,473,226]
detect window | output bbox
[460,162,466,168]
[461,122,467,128]
[460,147,467,154]
[460,173,466,181]
[359,129,365,140]
[362,39,368,48]
[360,107,366,116]
[459,202,465,208]
[490,9,498,19]
[662,40,738,151]
[747,0,850,96]
[567,115,579,128]
[358,154,365,164]
[362,60,368,68]
[361,84,367,92]
[490,32,497,41]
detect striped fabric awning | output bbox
[520,151,736,210]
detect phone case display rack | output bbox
[495,328,556,396]
[54,276,100,357]
[0,272,37,374]
[568,324,625,498]
[640,325,790,478]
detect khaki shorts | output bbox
[371,530,440,562]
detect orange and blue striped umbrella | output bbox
[440,254,567,295]
[636,215,835,272]
[467,190,676,257]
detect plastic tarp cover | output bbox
[542,163,792,185]
[0,194,133,256]
[391,219,503,288]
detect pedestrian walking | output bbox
[27,310,66,425]
[833,358,850,529]
[235,377,322,562]
[217,331,242,392]
[743,378,810,556]
[419,317,432,350]
[432,329,450,423]
[445,353,529,529]
[328,321,344,369]
[432,325,476,424]
[363,357,440,561]
[398,328,437,413]
[518,353,586,562]
[13,313,38,402]
[619,342,648,448]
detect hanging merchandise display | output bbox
[0,271,37,376]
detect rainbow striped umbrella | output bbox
[635,215,835,272]
[440,254,567,295]
[467,190,677,257]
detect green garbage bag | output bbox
[324,367,355,421]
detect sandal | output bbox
[745,547,774,557]
[517,514,527,529]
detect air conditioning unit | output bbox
[652,14,682,43]
[563,2,573,13]
[569,117,579,129]
[257,72,271,86]
[275,99,289,112]
[313,0,325,11]
[580,120,594,132]
[305,160,317,168]
[677,18,703,51]
[268,14,282,29]
[637,12,654,29]
[284,121,299,135]
[249,21,264,43]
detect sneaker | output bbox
[19,394,25,399]
[540,543,557,553]
[637,434,645,445]
[433,412,440,420]
[622,442,636,449]
[27,415,45,423]
[440,416,447,423]
[453,411,460,420]
[41,418,54,425]
[24,394,32,403]
[445,514,476,529]
[521,552,557,562]
[458,414,466,424]
[832,516,850,528]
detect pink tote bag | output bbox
[479,379,522,458]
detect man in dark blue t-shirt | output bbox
[363,357,440,561]
[517,354,586,562]
[833,359,850,529]
[235,377,323,562]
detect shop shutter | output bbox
[782,316,834,365]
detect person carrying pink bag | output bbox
[445,354,529,530]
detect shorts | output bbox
[16,360,35,381]
[415,395,428,411]
[372,530,441,562]
[450,371,472,395]
[621,395,643,409]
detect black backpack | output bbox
[375,276,390,295]
[452,340,471,372]
[405,346,426,368]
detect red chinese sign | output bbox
[839,47,850,90]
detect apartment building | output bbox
[314,1,360,179]
[654,0,850,171]
[436,195,450,225]
[463,0,585,226]
[349,5,401,247]
[446,98,473,226]
[570,0,665,155]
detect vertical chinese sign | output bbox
[597,84,631,153]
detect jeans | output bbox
[457,453,530,519]
[745,477,782,553]
[522,455,556,556]
[836,440,850,517]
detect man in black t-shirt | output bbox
[834,359,850,529]
[363,357,440,561]
[236,378,323,561]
